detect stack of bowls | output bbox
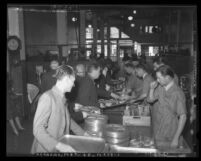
[84,114,108,137]
[103,124,130,147]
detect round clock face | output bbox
[7,38,20,51]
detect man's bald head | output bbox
[76,64,85,77]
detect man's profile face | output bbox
[91,67,101,80]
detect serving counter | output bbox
[101,104,192,157]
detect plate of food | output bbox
[99,99,128,109]
[79,106,101,114]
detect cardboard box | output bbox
[123,116,151,126]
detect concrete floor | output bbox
[6,116,34,156]
[6,111,197,156]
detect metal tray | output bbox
[59,135,106,153]
[110,145,158,153]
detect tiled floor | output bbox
[6,116,34,156]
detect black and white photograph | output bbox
[6,4,198,157]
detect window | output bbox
[145,26,148,33]
[86,27,93,39]
[121,32,129,38]
[149,26,153,33]
[86,50,92,57]
[97,45,101,53]
[104,27,107,39]
[110,40,117,56]
[149,46,159,56]
[86,40,93,48]
[119,40,133,46]
[110,27,119,38]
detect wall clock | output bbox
[7,36,21,52]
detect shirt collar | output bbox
[52,85,65,99]
[142,73,147,79]
[164,80,174,91]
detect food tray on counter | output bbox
[99,99,128,110]
[77,106,101,114]
[59,135,106,153]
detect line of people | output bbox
[30,54,187,152]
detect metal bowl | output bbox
[84,114,108,134]
[103,124,130,138]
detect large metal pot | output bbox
[84,114,108,137]
[103,124,130,147]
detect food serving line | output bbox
[60,80,191,156]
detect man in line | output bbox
[31,65,87,153]
[66,64,89,124]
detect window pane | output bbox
[104,45,107,57]
[86,40,93,48]
[97,45,101,53]
[86,27,93,39]
[110,27,119,38]
[104,27,107,39]
[121,32,129,38]
[110,40,117,56]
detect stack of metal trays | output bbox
[103,124,130,147]
[84,114,108,137]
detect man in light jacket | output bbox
[31,65,87,153]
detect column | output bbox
[92,14,97,54]
[176,10,181,52]
[80,10,86,49]
[107,21,110,58]
[190,10,194,56]
[56,10,68,59]
[8,7,28,119]
[100,19,104,55]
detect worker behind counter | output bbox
[123,62,143,98]
[121,63,154,102]
[75,62,120,108]
[95,63,118,98]
[31,65,88,153]
[147,65,187,148]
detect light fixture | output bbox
[128,16,133,21]
[72,17,77,22]
[88,24,92,28]
[133,10,137,14]
[131,23,135,27]
[97,29,100,32]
